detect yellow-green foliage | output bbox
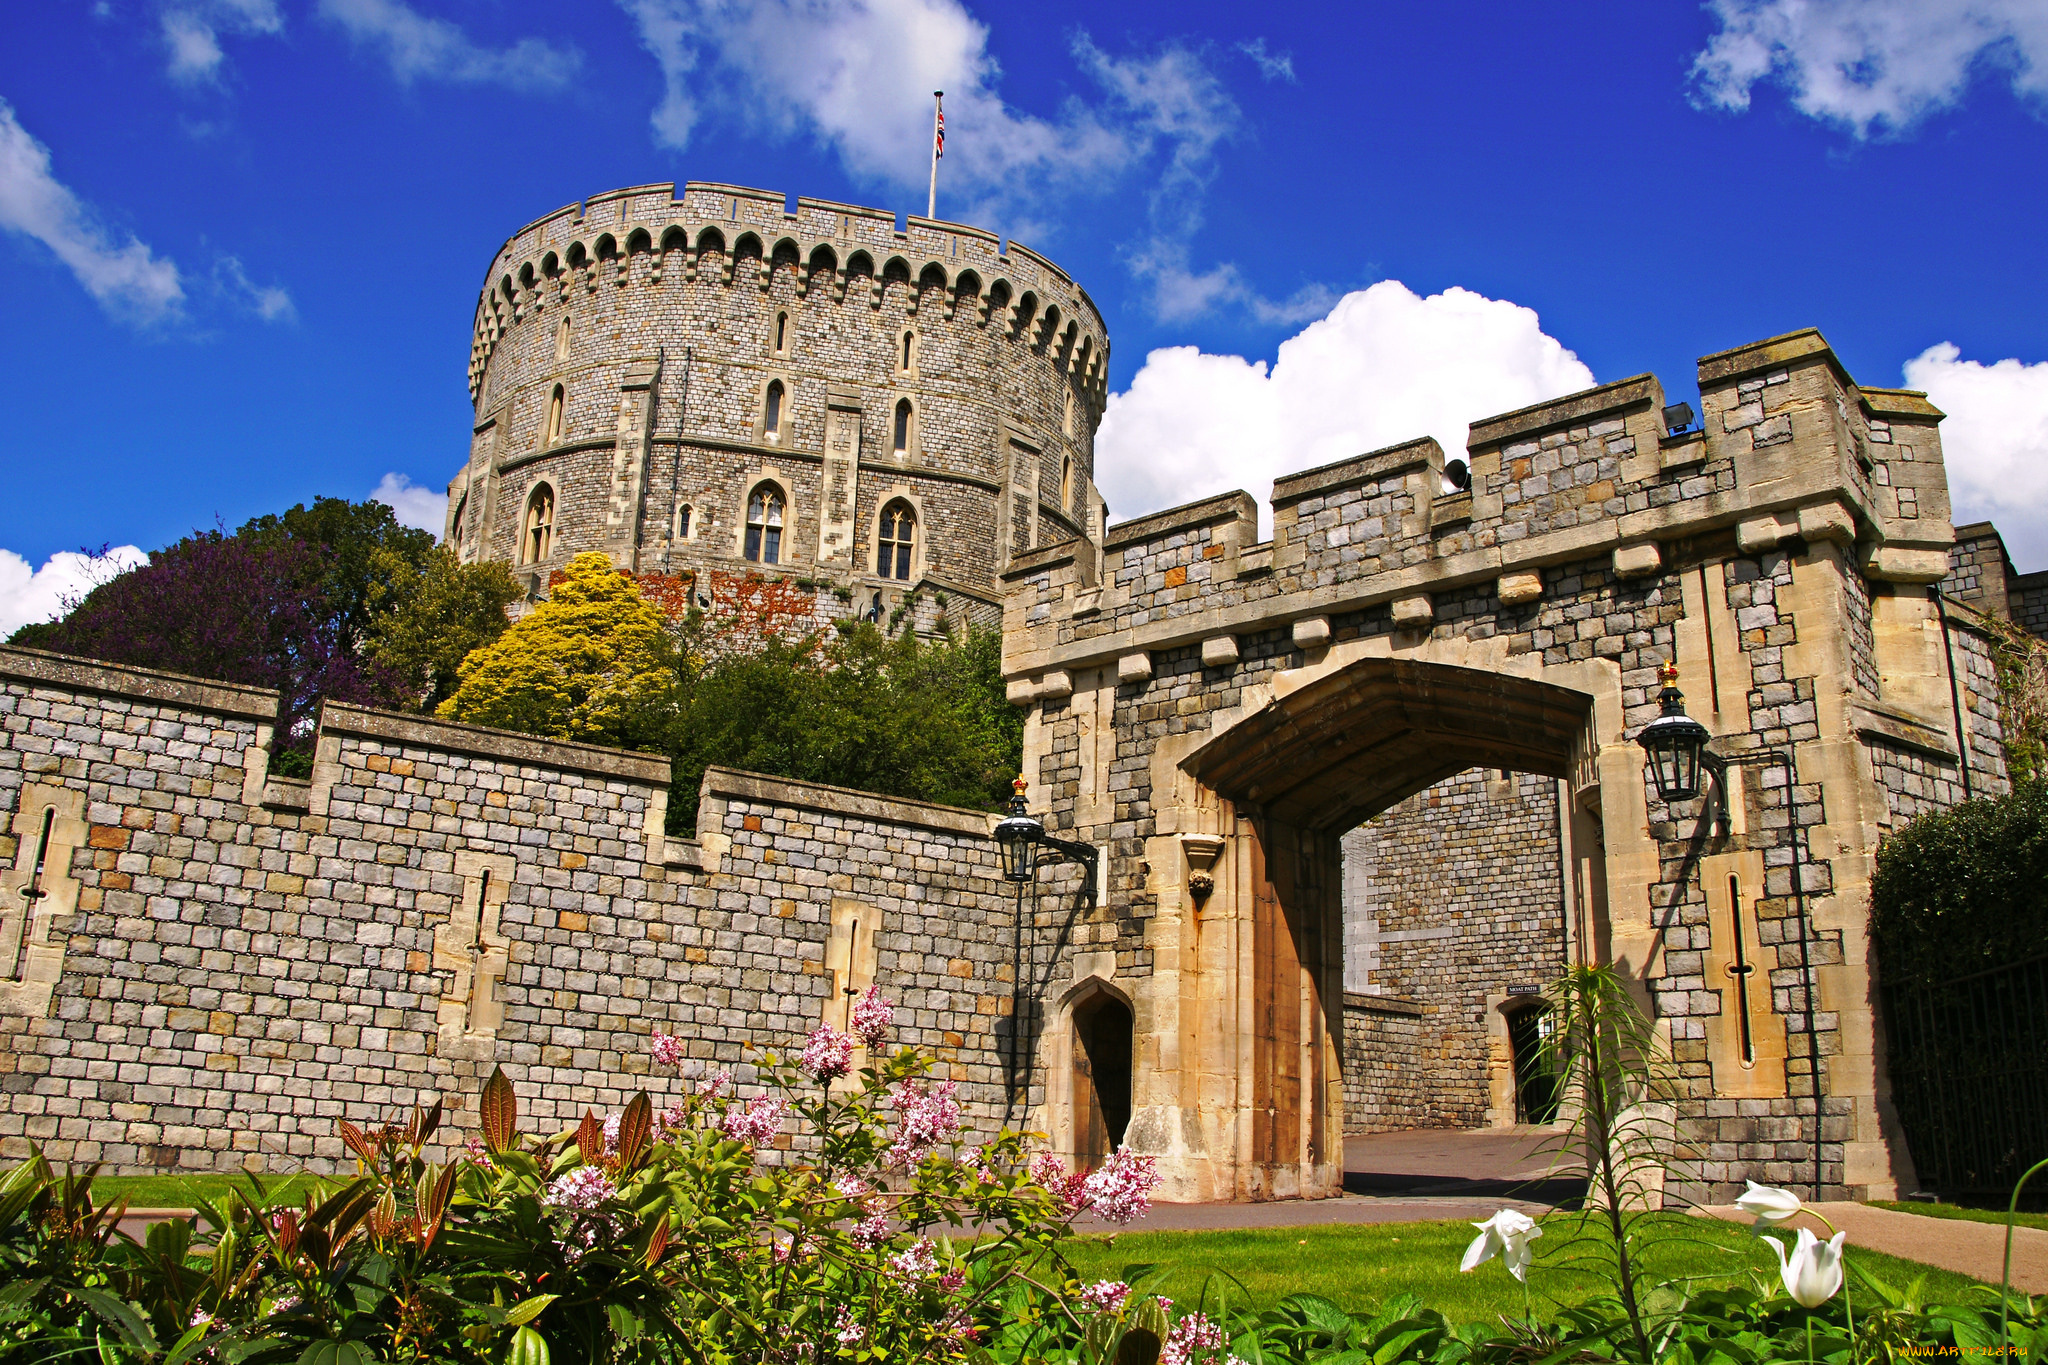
[439,553,671,745]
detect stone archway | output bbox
[1107,653,1626,1200]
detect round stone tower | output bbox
[445,182,1111,625]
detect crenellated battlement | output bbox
[1002,328,1952,682]
[468,182,1109,409]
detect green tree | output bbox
[661,621,1020,833]
[236,496,438,655]
[363,545,521,712]
[440,552,674,745]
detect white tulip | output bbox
[1769,1226,1847,1308]
[1460,1208,1543,1283]
[1736,1179,1804,1226]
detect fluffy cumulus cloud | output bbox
[0,100,184,325]
[616,0,1298,321]
[160,0,283,85]
[371,473,448,536]
[1903,343,2048,570]
[0,546,146,638]
[1692,0,2048,136]
[1095,281,1594,533]
[318,0,582,90]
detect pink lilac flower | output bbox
[849,985,894,1047]
[545,1165,617,1211]
[1081,1147,1162,1226]
[1159,1311,1225,1365]
[848,1213,891,1250]
[267,1295,300,1316]
[650,1030,685,1067]
[835,1175,872,1204]
[462,1135,496,1169]
[1080,1280,1130,1314]
[887,1079,962,1167]
[720,1095,789,1145]
[601,1112,621,1153]
[937,1268,966,1293]
[801,1025,855,1082]
[833,1307,864,1345]
[890,1238,938,1280]
[694,1068,730,1098]
[653,1102,687,1140]
[772,1236,793,1264]
[1028,1151,1092,1212]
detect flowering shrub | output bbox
[1,970,2041,1365]
[0,1002,1166,1364]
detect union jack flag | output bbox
[935,103,945,159]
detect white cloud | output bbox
[1902,342,2048,570]
[159,0,284,86]
[0,99,185,325]
[617,0,1295,323]
[371,473,448,536]
[318,0,581,90]
[0,546,146,638]
[1691,0,2048,136]
[1237,38,1297,84]
[213,254,295,321]
[1095,280,1595,534]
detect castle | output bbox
[0,183,2035,1206]
[443,182,1111,635]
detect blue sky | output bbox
[5,0,2048,629]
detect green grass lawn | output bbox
[1055,1215,1995,1325]
[1867,1200,2048,1233]
[88,1172,335,1210]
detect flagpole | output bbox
[927,90,943,219]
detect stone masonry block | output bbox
[1201,636,1240,668]
[1291,616,1331,650]
[1613,542,1663,580]
[1118,652,1154,684]
[1391,594,1433,628]
[1497,573,1543,607]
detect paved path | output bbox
[1696,1203,2048,1294]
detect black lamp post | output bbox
[991,777,1098,1126]
[1632,659,1825,1200]
[1637,662,1712,802]
[993,777,1098,883]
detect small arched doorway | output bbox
[1507,1002,1561,1124]
[1071,990,1133,1165]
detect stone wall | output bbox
[0,645,1023,1174]
[1337,769,1566,1131]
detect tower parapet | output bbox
[448,182,1110,630]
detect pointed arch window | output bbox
[545,384,564,444]
[893,399,913,457]
[877,501,915,581]
[901,330,916,373]
[1060,455,1073,511]
[745,485,784,564]
[555,315,572,362]
[774,311,789,354]
[521,484,555,564]
[764,380,784,443]
[675,503,693,541]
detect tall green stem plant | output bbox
[1541,964,1681,1364]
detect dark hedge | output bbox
[1870,781,2048,989]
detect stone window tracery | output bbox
[877,500,915,581]
[745,485,784,564]
[522,484,555,564]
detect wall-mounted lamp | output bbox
[993,777,1098,885]
[1662,402,1696,437]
